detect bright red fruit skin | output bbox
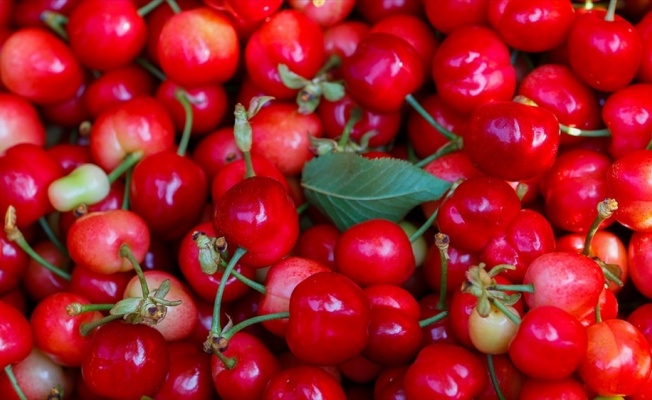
[211,154,289,202]
[603,84,652,159]
[211,331,281,400]
[363,307,422,366]
[425,0,488,34]
[158,7,239,87]
[335,219,415,287]
[0,93,45,153]
[342,32,424,114]
[0,229,28,294]
[404,343,487,400]
[636,11,652,83]
[212,176,299,268]
[508,306,587,380]
[0,143,64,228]
[286,271,370,366]
[568,10,642,92]
[263,365,346,400]
[519,378,589,400]
[66,0,146,70]
[82,322,169,400]
[465,100,560,181]
[0,301,33,369]
[0,28,83,104]
[579,319,652,396]
[244,9,325,99]
[628,232,652,299]
[432,25,515,114]
[154,341,215,400]
[607,150,652,232]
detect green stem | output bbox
[435,233,449,311]
[413,140,462,169]
[488,284,535,293]
[119,244,149,297]
[136,57,167,81]
[418,310,449,328]
[4,365,27,400]
[214,350,237,369]
[14,236,71,281]
[68,302,115,315]
[229,268,266,294]
[583,199,618,256]
[405,94,460,142]
[38,217,68,257]
[595,302,603,323]
[296,202,309,215]
[165,0,182,14]
[108,151,143,183]
[40,10,69,41]
[80,313,123,336]
[316,54,342,77]
[560,124,611,137]
[243,151,255,179]
[223,311,289,339]
[137,0,165,16]
[122,167,133,210]
[490,299,521,325]
[175,89,194,156]
[211,247,247,335]
[602,265,624,288]
[409,207,438,243]
[337,107,363,148]
[487,354,506,400]
[605,0,617,21]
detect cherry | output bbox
[286,271,370,366]
[218,0,283,23]
[11,0,80,28]
[355,0,423,23]
[464,99,560,181]
[191,127,243,183]
[66,0,146,71]
[154,340,216,400]
[364,284,421,321]
[342,32,424,114]
[0,93,45,153]
[606,149,652,232]
[0,229,29,295]
[0,347,73,400]
[603,84,652,160]
[21,239,71,302]
[627,232,652,299]
[418,294,458,347]
[363,306,422,366]
[0,28,84,104]
[46,143,93,175]
[636,11,652,83]
[211,153,289,202]
[82,321,170,399]
[431,25,515,114]
[519,377,589,400]
[263,365,346,400]
[0,301,33,369]
[323,20,369,62]
[338,354,382,384]
[288,0,354,27]
[70,264,133,304]
[143,0,202,64]
[294,223,340,270]
[158,7,239,87]
[477,353,525,400]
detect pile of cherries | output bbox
[2,0,652,398]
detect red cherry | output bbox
[22,240,70,302]
[191,127,243,183]
[70,265,133,305]
[354,0,423,23]
[636,11,652,83]
[220,0,283,22]
[0,301,33,369]
[294,223,340,270]
[263,366,346,400]
[0,229,29,295]
[210,154,289,202]
[363,306,422,366]
[606,149,652,232]
[323,20,369,62]
[603,84,652,160]
[154,340,216,400]
[0,93,45,153]
[12,0,80,28]
[424,0,489,34]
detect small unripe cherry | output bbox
[48,163,110,212]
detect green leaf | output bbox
[301,152,451,231]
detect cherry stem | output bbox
[337,107,363,148]
[80,313,123,336]
[108,151,143,183]
[418,310,449,328]
[405,94,460,143]
[175,89,194,156]
[136,57,167,81]
[582,198,618,257]
[211,247,247,335]
[218,258,266,294]
[243,151,255,179]
[490,298,521,325]
[316,54,342,77]
[560,124,611,137]
[223,311,290,340]
[66,302,115,316]
[487,284,535,293]
[296,202,309,215]
[40,10,69,41]
[4,365,27,400]
[214,350,237,370]
[487,354,506,400]
[122,167,133,210]
[435,233,450,311]
[16,236,71,281]
[137,0,165,16]
[165,0,182,14]
[409,207,438,243]
[119,244,149,297]
[595,302,603,323]
[605,0,617,21]
[413,139,462,169]
[38,217,68,257]
[602,266,623,288]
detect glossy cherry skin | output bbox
[508,306,587,380]
[211,331,281,400]
[355,0,423,23]
[158,7,239,87]
[66,0,146,70]
[89,96,175,172]
[363,306,422,366]
[29,291,102,367]
[46,143,93,175]
[0,28,84,104]
[212,176,299,268]
[263,365,346,400]
[11,0,80,28]
[259,256,330,337]
[540,148,613,233]
[219,0,282,22]
[425,0,488,34]
[627,303,652,347]
[317,92,402,148]
[364,284,421,321]
[286,271,371,366]
[154,340,216,400]
[422,240,480,299]
[418,294,457,347]
[294,223,340,270]
[636,11,652,83]
[523,251,605,319]
[323,20,369,63]
[130,151,208,241]
[628,232,652,299]
[22,240,71,302]
[465,100,560,181]
[0,92,45,153]
[178,221,254,304]
[70,265,133,304]
[83,64,157,119]
[0,347,73,400]
[334,219,415,287]
[191,127,243,183]
[404,343,487,400]
[0,229,28,294]
[244,9,325,99]
[342,32,424,114]
[0,301,33,369]
[211,154,289,202]
[432,25,515,114]
[489,0,574,52]
[82,322,170,399]
[519,378,589,400]
[606,149,652,232]
[436,176,522,253]
[0,143,64,228]
[568,10,642,92]
[603,84,652,159]
[288,0,355,27]
[579,319,652,396]
[477,353,525,400]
